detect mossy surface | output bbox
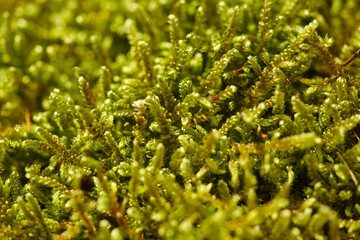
[1,0,360,239]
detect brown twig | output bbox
[235,62,248,72]
[285,73,296,85]
[352,130,360,142]
[336,151,359,187]
[25,107,31,132]
[341,49,360,68]
[345,136,354,147]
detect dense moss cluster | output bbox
[1,0,360,239]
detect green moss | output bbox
[1,0,360,239]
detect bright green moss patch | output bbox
[1,0,360,239]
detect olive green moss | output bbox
[1,0,360,239]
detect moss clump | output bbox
[1,0,360,239]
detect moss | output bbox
[1,0,360,239]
